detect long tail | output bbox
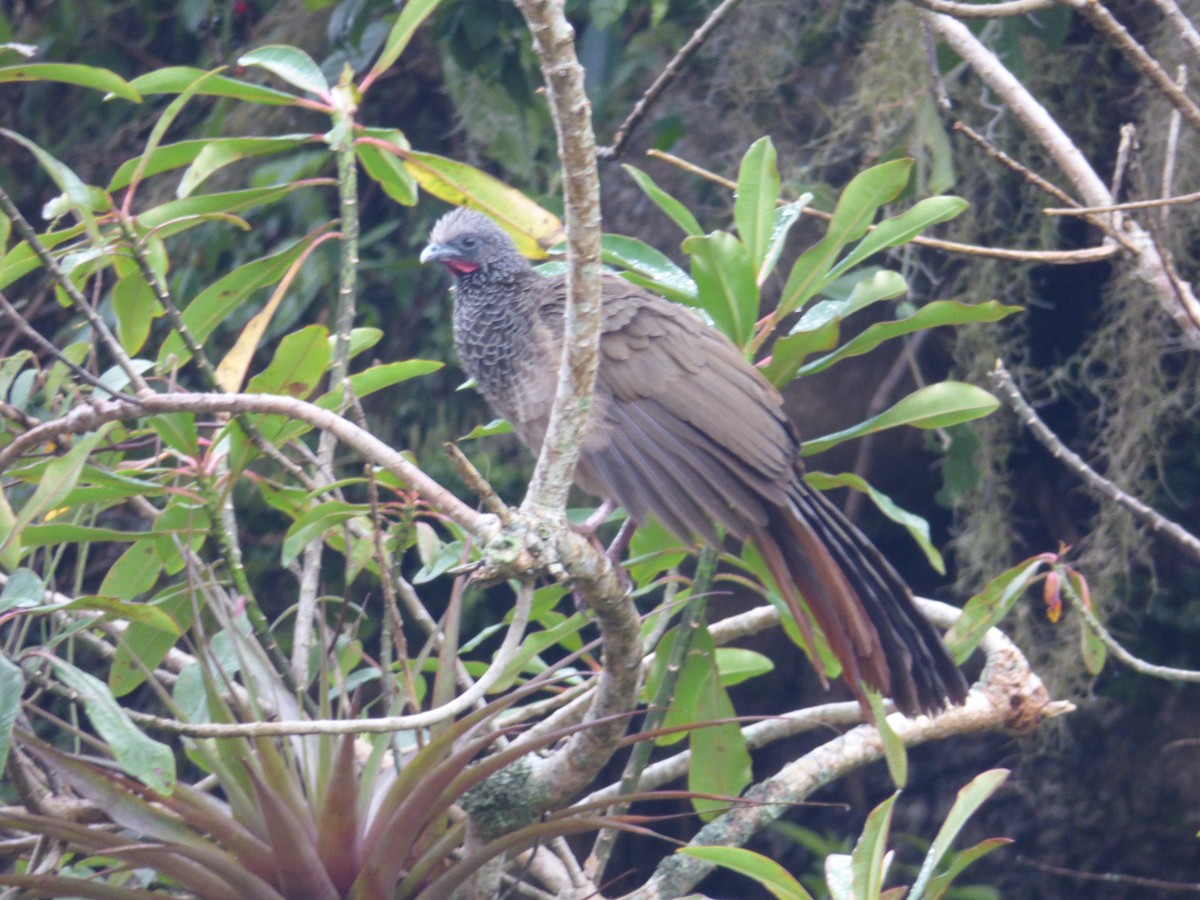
[751,477,968,717]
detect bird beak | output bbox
[420,242,451,265]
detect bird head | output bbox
[420,208,531,279]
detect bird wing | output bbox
[539,274,797,541]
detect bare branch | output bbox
[908,0,1055,16]
[514,0,603,515]
[599,0,748,159]
[989,361,1200,564]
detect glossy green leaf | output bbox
[357,129,417,206]
[924,838,1012,899]
[909,769,1009,900]
[805,471,945,574]
[238,44,329,97]
[601,233,697,305]
[797,300,1022,378]
[402,150,561,258]
[177,135,312,198]
[679,846,815,900]
[831,196,966,285]
[157,235,316,367]
[763,270,907,386]
[0,63,140,101]
[0,225,84,291]
[778,159,913,317]
[802,382,1000,457]
[315,359,443,411]
[112,271,163,354]
[0,653,21,774]
[734,136,780,271]
[621,164,703,236]
[944,557,1046,663]
[0,491,21,571]
[683,230,759,346]
[1069,569,1107,675]
[129,66,298,104]
[48,657,175,793]
[759,196,810,284]
[364,0,441,86]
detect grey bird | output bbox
[421,207,968,716]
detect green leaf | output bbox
[364,0,441,87]
[683,231,759,346]
[0,491,21,571]
[20,524,146,546]
[686,629,751,818]
[315,359,443,411]
[851,791,897,900]
[111,591,193,698]
[868,693,907,788]
[0,226,85,292]
[797,300,1022,378]
[0,128,101,241]
[0,63,140,101]
[679,846,815,900]
[129,66,299,104]
[759,197,810,284]
[763,270,907,386]
[112,271,163,354]
[402,150,561,258]
[5,429,111,555]
[944,557,1046,663]
[734,136,780,272]
[238,44,330,97]
[282,502,368,566]
[778,159,914,317]
[63,596,181,633]
[909,769,1009,900]
[713,647,774,686]
[802,382,1000,457]
[925,838,1011,899]
[601,233,697,305]
[48,657,176,794]
[829,196,966,285]
[621,164,703,236]
[177,135,313,198]
[245,324,331,399]
[0,568,43,612]
[148,412,200,457]
[0,654,21,774]
[99,541,162,600]
[805,472,945,574]
[357,128,417,206]
[157,235,317,367]
[152,501,210,575]
[460,418,513,440]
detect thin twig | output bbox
[989,361,1200,564]
[0,184,149,394]
[1018,855,1200,893]
[444,441,513,524]
[1044,190,1200,215]
[646,148,1120,264]
[1060,575,1200,683]
[599,0,748,159]
[1061,0,1200,134]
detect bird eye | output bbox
[460,235,479,250]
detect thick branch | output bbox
[623,600,1072,899]
[513,0,603,513]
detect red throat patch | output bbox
[446,260,479,275]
